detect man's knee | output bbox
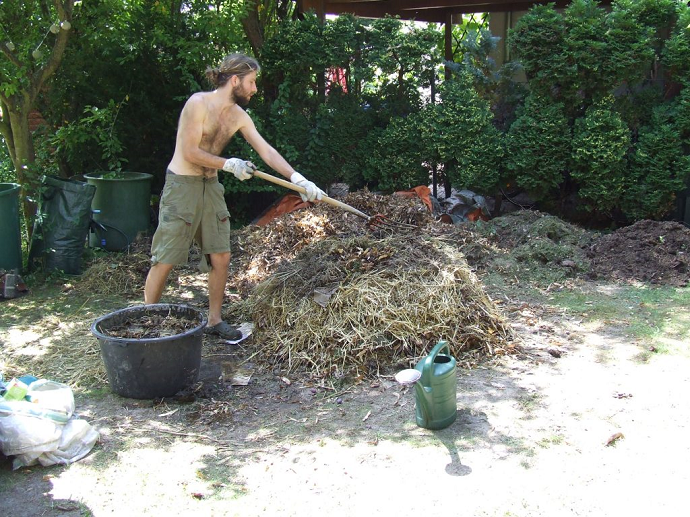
[209,252,231,270]
[149,262,175,277]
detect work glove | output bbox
[223,158,254,181]
[290,172,324,202]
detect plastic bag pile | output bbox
[0,376,99,470]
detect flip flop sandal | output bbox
[204,321,242,341]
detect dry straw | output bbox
[246,234,516,378]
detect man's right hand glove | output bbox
[290,172,324,202]
[223,158,254,181]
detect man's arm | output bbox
[239,116,296,181]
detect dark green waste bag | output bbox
[29,176,96,275]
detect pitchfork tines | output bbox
[366,214,418,231]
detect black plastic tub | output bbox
[91,304,207,399]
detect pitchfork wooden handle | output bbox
[251,169,372,221]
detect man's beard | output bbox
[231,85,251,107]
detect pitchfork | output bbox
[252,169,417,231]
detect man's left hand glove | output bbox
[290,172,325,202]
[223,158,255,181]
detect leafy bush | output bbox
[431,74,503,193]
[363,115,427,192]
[51,100,128,173]
[0,144,15,183]
[510,0,655,112]
[507,0,689,221]
[622,106,690,220]
[661,2,690,81]
[505,94,571,199]
[676,82,690,142]
[507,4,570,97]
[571,97,631,212]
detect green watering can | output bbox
[395,340,457,430]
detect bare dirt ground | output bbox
[1,211,689,516]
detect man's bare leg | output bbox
[207,252,231,327]
[144,262,175,304]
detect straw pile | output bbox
[245,233,516,378]
[72,236,153,297]
[74,252,151,297]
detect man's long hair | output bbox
[205,54,260,88]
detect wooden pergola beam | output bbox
[299,1,573,21]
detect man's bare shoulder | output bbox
[184,92,211,111]
[229,102,251,118]
[231,104,254,128]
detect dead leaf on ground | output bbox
[605,432,625,447]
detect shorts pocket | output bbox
[216,209,231,237]
[159,210,194,249]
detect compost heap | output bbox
[230,191,515,378]
[453,210,595,285]
[588,219,690,287]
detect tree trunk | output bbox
[6,98,38,235]
[241,1,265,58]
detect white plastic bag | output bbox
[0,401,64,456]
[27,419,100,468]
[0,380,74,457]
[0,378,97,469]
[25,379,75,417]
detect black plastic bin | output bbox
[91,304,207,399]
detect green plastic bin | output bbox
[85,172,153,251]
[0,183,22,271]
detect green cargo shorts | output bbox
[150,172,231,271]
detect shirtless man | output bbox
[144,53,324,339]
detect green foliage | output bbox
[661,2,690,81]
[51,100,128,173]
[508,0,690,221]
[676,82,690,142]
[562,0,612,101]
[622,106,690,220]
[454,28,527,130]
[364,68,504,194]
[259,15,443,192]
[304,93,376,189]
[507,5,570,96]
[614,84,664,134]
[510,0,655,112]
[571,97,631,212]
[44,0,246,178]
[506,94,571,199]
[602,1,657,87]
[0,142,15,183]
[0,0,65,94]
[431,73,503,193]
[363,114,427,192]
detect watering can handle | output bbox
[420,340,451,385]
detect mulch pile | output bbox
[230,191,514,377]
[73,235,152,297]
[588,220,690,287]
[228,190,437,295]
[246,234,515,377]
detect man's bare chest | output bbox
[201,112,241,153]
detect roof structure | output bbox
[297,0,572,23]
